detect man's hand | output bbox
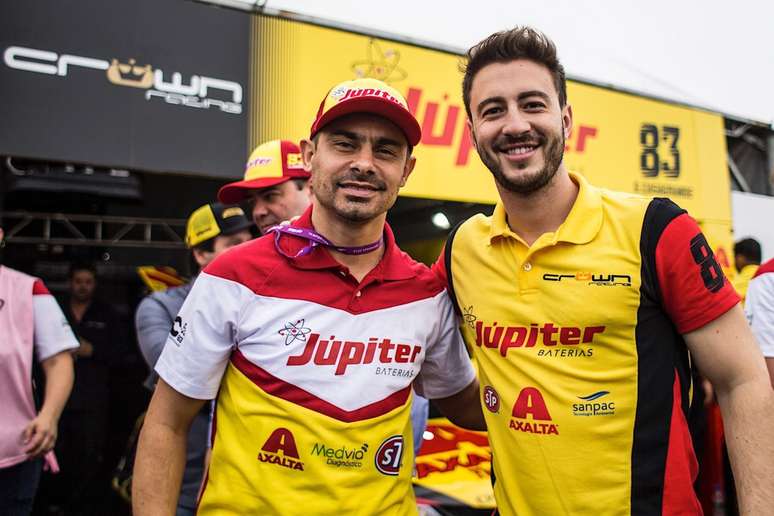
[31,350,74,458]
[433,379,486,431]
[22,411,58,457]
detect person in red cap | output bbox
[133,77,483,516]
[218,140,312,234]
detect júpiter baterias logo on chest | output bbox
[280,322,422,378]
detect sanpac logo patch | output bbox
[573,391,616,417]
[257,428,304,471]
[374,435,404,476]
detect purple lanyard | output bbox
[267,224,383,259]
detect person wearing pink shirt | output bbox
[0,225,78,515]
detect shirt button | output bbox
[523,262,532,272]
[355,291,362,297]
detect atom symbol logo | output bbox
[351,39,407,84]
[462,306,477,329]
[330,86,348,99]
[278,319,312,346]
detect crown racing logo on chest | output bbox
[284,330,421,377]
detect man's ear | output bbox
[562,104,573,140]
[300,138,315,173]
[191,247,211,268]
[399,155,417,187]
[466,118,478,147]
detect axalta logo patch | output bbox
[475,321,604,358]
[311,442,368,469]
[573,391,616,416]
[483,386,500,413]
[257,428,304,471]
[543,273,632,287]
[286,333,421,376]
[374,436,404,475]
[509,387,559,436]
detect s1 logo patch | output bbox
[374,435,403,476]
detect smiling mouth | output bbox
[337,181,384,193]
[499,142,540,155]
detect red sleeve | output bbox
[431,245,448,285]
[32,279,51,296]
[655,213,739,333]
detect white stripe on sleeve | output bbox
[155,272,254,399]
[33,295,79,361]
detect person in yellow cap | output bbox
[133,202,251,516]
[218,140,312,234]
[133,78,483,516]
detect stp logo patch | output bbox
[483,386,500,413]
[374,435,403,476]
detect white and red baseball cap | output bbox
[309,78,421,146]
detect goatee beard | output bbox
[477,130,565,195]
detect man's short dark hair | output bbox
[68,261,97,279]
[462,26,567,119]
[734,238,762,264]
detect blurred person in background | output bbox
[218,139,312,234]
[745,256,774,387]
[0,225,77,515]
[135,202,252,516]
[41,263,127,515]
[732,237,761,303]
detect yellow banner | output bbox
[250,16,731,228]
